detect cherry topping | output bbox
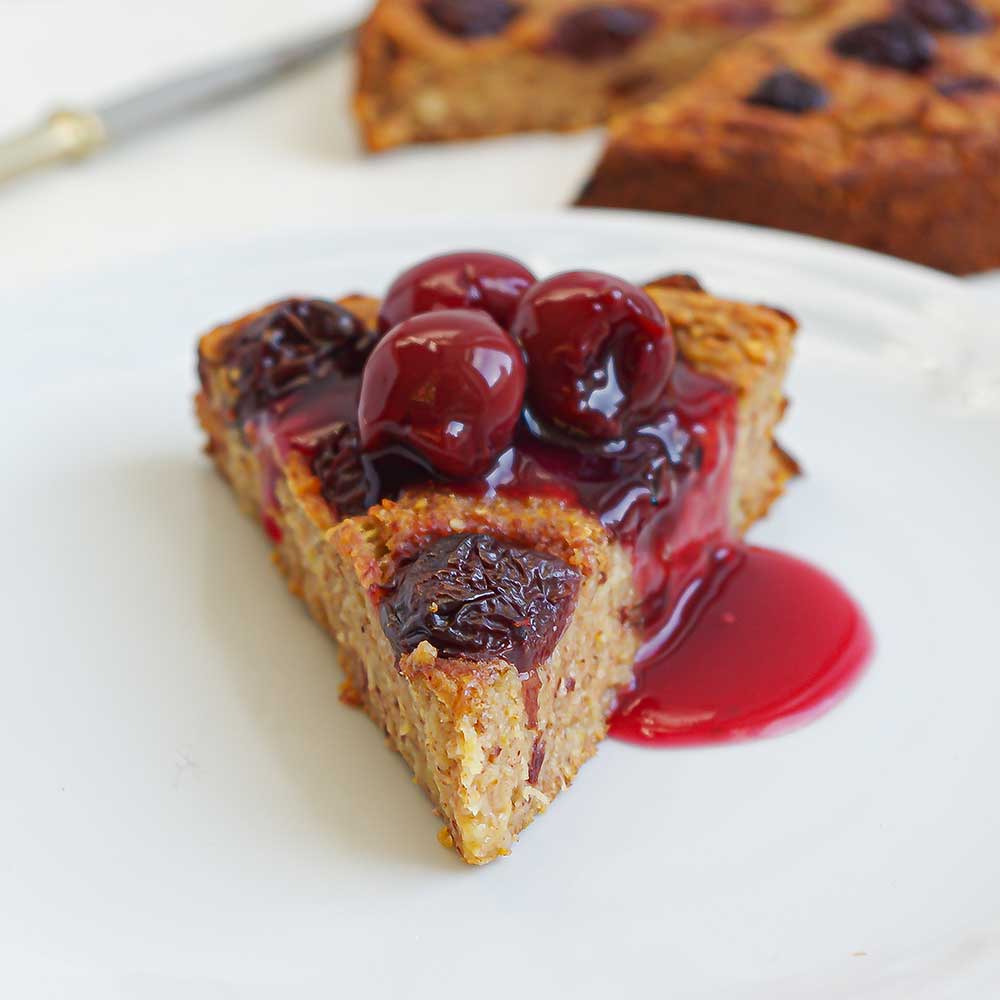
[358,309,526,480]
[219,299,375,425]
[380,533,580,672]
[511,271,674,440]
[936,74,1000,95]
[747,69,828,113]
[548,5,657,61]
[378,251,536,333]
[832,16,936,72]
[422,0,522,38]
[901,0,990,33]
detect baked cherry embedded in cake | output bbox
[747,69,828,112]
[422,0,523,37]
[832,16,936,72]
[902,0,990,33]
[195,250,870,864]
[200,297,374,427]
[645,272,706,292]
[380,532,581,671]
[547,5,659,60]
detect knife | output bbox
[0,21,357,186]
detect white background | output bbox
[1,0,999,314]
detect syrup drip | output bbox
[250,370,362,534]
[610,545,873,746]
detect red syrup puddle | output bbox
[609,544,874,747]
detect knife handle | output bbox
[0,109,106,186]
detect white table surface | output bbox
[2,0,1000,316]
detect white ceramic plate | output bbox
[5,213,1000,999]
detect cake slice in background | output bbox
[578,0,1000,274]
[354,0,823,150]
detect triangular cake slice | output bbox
[578,0,1000,273]
[195,260,796,864]
[354,0,822,150]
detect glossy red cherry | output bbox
[511,270,674,439]
[378,251,536,332]
[358,309,526,480]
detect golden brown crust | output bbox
[354,0,823,150]
[649,285,796,396]
[646,284,798,529]
[579,0,1000,273]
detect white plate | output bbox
[4,212,1000,999]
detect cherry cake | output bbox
[196,252,819,864]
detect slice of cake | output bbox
[354,0,822,150]
[578,0,1000,274]
[195,253,796,864]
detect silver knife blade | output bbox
[0,20,357,186]
[97,22,357,141]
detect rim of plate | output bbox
[5,208,965,302]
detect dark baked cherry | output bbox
[422,0,522,38]
[901,0,990,33]
[358,309,526,480]
[219,299,375,424]
[747,69,828,113]
[548,5,657,61]
[832,17,936,72]
[380,533,580,672]
[645,273,706,293]
[511,271,674,440]
[609,69,660,99]
[378,251,535,332]
[936,73,1000,95]
[312,424,369,517]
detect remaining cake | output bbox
[195,253,796,864]
[354,0,823,150]
[578,0,1000,274]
